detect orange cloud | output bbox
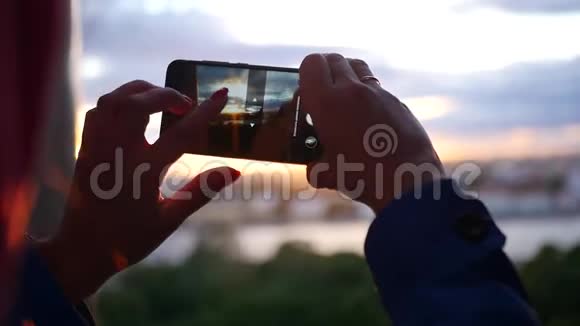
[432,124,580,161]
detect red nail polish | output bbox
[168,105,188,115]
[210,87,229,100]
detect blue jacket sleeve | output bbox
[10,248,94,326]
[364,179,540,325]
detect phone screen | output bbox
[162,61,321,164]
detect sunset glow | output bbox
[402,96,455,121]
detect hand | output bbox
[38,81,240,302]
[299,54,443,213]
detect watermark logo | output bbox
[363,124,398,157]
[84,123,483,203]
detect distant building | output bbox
[480,191,554,217]
[568,168,580,200]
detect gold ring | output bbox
[360,75,381,86]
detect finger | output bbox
[306,156,335,190]
[348,58,380,88]
[158,167,241,231]
[121,114,151,142]
[111,80,157,96]
[299,53,332,91]
[152,87,229,166]
[114,87,192,140]
[324,53,358,85]
[125,87,192,116]
[97,85,192,118]
[298,54,332,130]
[96,80,158,110]
[77,108,99,158]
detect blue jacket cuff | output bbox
[365,179,516,304]
[12,247,94,325]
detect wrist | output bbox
[35,236,115,303]
[364,155,445,214]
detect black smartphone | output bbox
[161,60,322,164]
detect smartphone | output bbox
[161,60,322,164]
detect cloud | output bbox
[79,2,366,103]
[424,58,580,133]
[79,0,580,159]
[363,57,580,135]
[467,0,580,13]
[431,123,580,161]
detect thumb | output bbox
[158,166,241,231]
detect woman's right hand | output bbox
[299,53,444,213]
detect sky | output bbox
[77,0,580,164]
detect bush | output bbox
[97,243,390,326]
[98,242,580,325]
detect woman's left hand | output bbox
[38,81,239,302]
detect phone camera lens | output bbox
[305,136,318,149]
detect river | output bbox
[146,216,580,265]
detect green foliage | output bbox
[520,245,580,326]
[97,243,390,326]
[98,242,580,326]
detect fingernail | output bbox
[210,87,229,101]
[168,105,188,115]
[112,250,129,272]
[169,97,192,114]
[231,168,241,180]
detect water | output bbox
[146,216,580,265]
[499,217,580,261]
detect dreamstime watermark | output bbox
[363,124,398,158]
[87,124,483,202]
[363,123,482,200]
